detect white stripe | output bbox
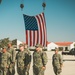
[34,31,37,46]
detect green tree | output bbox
[0,38,10,48]
[12,39,17,45]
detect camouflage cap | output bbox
[24,43,28,46]
[19,44,24,47]
[7,41,12,44]
[35,44,43,48]
[2,46,7,49]
[55,47,59,51]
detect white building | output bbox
[55,42,73,51]
[17,40,22,48]
[47,42,58,51]
[47,42,74,51]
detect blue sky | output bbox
[0,0,75,42]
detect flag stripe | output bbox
[26,30,28,45]
[30,31,32,46]
[33,31,35,46]
[34,31,38,46]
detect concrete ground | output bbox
[15,51,75,75]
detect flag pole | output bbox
[42,0,46,13]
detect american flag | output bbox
[23,12,47,47]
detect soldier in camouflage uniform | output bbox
[7,42,15,75]
[16,44,26,75]
[33,44,48,75]
[52,48,63,75]
[24,44,31,75]
[0,47,12,75]
[0,48,2,75]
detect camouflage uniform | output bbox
[0,50,2,74]
[40,51,48,75]
[33,44,48,75]
[16,50,26,75]
[7,46,15,75]
[52,51,63,75]
[16,44,26,75]
[0,50,11,75]
[24,48,31,75]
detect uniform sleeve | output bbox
[52,54,54,66]
[16,52,18,60]
[59,54,63,65]
[28,49,31,63]
[0,52,2,64]
[7,53,12,66]
[25,49,31,66]
[42,51,48,66]
[12,48,16,62]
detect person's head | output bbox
[19,44,24,51]
[55,48,59,54]
[8,42,12,48]
[35,44,43,52]
[24,43,28,49]
[2,46,7,53]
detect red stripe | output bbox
[27,30,30,46]
[33,31,35,46]
[37,30,39,44]
[36,15,42,45]
[26,30,28,45]
[36,31,40,44]
[30,30,32,46]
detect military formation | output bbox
[0,42,32,75]
[0,42,63,75]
